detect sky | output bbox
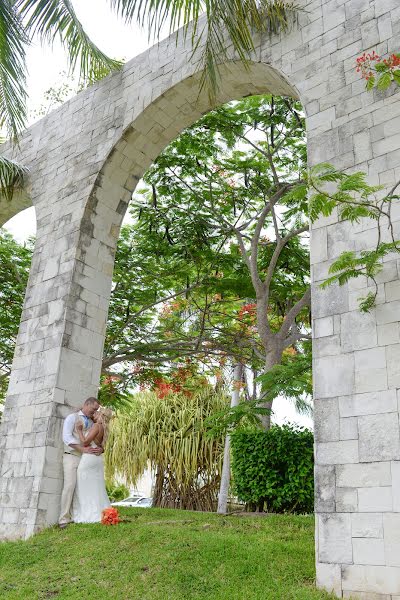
[2,1,312,429]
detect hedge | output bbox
[230,425,314,513]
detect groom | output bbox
[58,397,103,528]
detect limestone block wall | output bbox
[1,0,400,597]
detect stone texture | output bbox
[352,537,385,565]
[336,463,391,488]
[358,413,400,462]
[351,513,383,538]
[314,397,339,442]
[315,562,342,596]
[383,514,400,567]
[318,513,353,564]
[358,487,393,513]
[315,464,336,512]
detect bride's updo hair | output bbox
[96,407,114,447]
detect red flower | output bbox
[101,507,121,525]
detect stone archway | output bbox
[2,2,400,597]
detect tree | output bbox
[125,94,311,428]
[0,230,33,410]
[105,385,228,510]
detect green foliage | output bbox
[0,1,27,139]
[257,342,312,413]
[0,1,123,139]
[0,230,33,403]
[0,154,28,201]
[205,399,271,438]
[308,164,400,311]
[105,481,129,502]
[106,386,228,510]
[231,425,314,513]
[104,94,310,396]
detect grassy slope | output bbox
[0,508,336,600]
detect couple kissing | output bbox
[58,397,113,527]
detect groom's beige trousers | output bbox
[59,453,81,524]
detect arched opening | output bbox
[85,62,311,513]
[84,61,299,238]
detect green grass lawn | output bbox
[0,508,336,600]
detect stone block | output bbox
[313,335,341,357]
[318,513,352,564]
[386,344,400,388]
[312,281,349,319]
[336,487,358,512]
[315,562,342,596]
[352,537,385,565]
[316,440,359,465]
[341,310,378,352]
[376,301,400,325]
[358,487,393,512]
[351,513,383,538]
[358,413,400,462]
[354,368,388,394]
[342,565,400,594]
[337,463,391,488]
[340,417,358,440]
[315,464,336,512]
[314,398,339,442]
[385,280,400,302]
[392,461,400,512]
[383,513,400,566]
[377,323,400,346]
[342,593,391,600]
[354,347,386,371]
[339,390,397,417]
[310,227,328,264]
[314,355,354,398]
[314,316,334,338]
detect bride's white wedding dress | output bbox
[72,444,111,523]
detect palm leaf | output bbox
[110,0,298,97]
[0,1,28,138]
[0,154,28,201]
[18,0,123,84]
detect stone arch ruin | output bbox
[1,1,400,596]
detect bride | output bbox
[72,407,112,523]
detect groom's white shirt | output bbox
[63,410,93,450]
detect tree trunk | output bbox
[259,350,282,430]
[217,363,243,515]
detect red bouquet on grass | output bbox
[101,507,121,525]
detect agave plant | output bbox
[105,386,229,511]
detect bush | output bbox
[106,482,129,503]
[230,425,314,513]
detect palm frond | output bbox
[18,0,123,84]
[0,154,28,201]
[0,1,28,138]
[110,0,298,97]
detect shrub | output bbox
[106,482,129,503]
[230,425,314,513]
